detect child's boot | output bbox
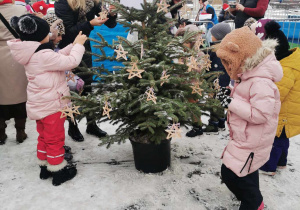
[186,126,203,137]
[38,159,52,180]
[48,160,77,186]
[258,201,264,210]
[64,145,72,153]
[218,118,226,131]
[64,153,73,162]
[204,120,219,134]
[15,118,27,143]
[0,119,7,145]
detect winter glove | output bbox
[221,96,232,108]
[216,87,231,101]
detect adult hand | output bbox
[73,31,87,45]
[90,17,109,26]
[109,5,117,16]
[236,3,245,11]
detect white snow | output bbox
[1,117,300,210]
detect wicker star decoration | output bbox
[194,36,205,51]
[165,123,182,139]
[160,70,170,86]
[202,54,212,71]
[66,71,76,82]
[180,4,191,16]
[146,87,157,104]
[115,44,128,60]
[99,8,108,20]
[213,78,221,90]
[157,0,170,13]
[59,104,80,123]
[102,101,112,119]
[127,62,145,79]
[187,56,198,72]
[190,82,204,96]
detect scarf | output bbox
[78,0,95,23]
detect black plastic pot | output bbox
[130,139,171,173]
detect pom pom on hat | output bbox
[32,1,49,15]
[18,16,37,34]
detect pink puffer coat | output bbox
[7,40,85,120]
[222,41,283,177]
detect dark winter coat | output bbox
[55,0,117,50]
[218,9,235,23]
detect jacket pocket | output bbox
[240,152,254,174]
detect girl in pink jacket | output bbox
[216,27,283,209]
[7,14,86,186]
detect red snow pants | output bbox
[36,112,65,165]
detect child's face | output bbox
[53,35,62,45]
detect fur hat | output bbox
[10,14,50,42]
[216,26,262,80]
[32,1,49,15]
[264,20,290,60]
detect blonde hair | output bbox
[67,0,100,11]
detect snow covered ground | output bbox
[1,118,300,210]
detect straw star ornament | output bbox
[99,9,108,20]
[202,54,212,70]
[160,70,170,86]
[102,101,112,119]
[115,44,128,60]
[190,82,204,96]
[213,78,221,90]
[145,87,157,104]
[60,104,80,123]
[157,0,170,13]
[165,123,182,139]
[127,62,145,79]
[66,71,76,82]
[194,36,205,51]
[187,56,198,72]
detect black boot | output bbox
[203,120,219,134]
[40,166,52,180]
[86,122,107,138]
[186,126,203,137]
[218,118,226,131]
[64,153,73,162]
[0,118,7,145]
[15,118,27,143]
[68,119,84,142]
[64,145,72,153]
[48,160,77,186]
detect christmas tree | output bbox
[71,0,221,148]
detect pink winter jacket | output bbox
[7,40,85,120]
[222,43,283,177]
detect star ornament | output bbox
[214,78,221,90]
[165,123,182,139]
[187,56,198,72]
[66,71,75,82]
[59,104,80,123]
[102,101,112,119]
[99,9,108,20]
[115,44,128,60]
[157,0,170,13]
[190,82,204,96]
[160,70,170,86]
[194,36,205,51]
[127,62,145,79]
[202,54,212,71]
[146,87,157,104]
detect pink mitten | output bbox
[76,78,85,92]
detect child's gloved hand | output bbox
[76,78,84,92]
[221,96,232,108]
[216,87,231,101]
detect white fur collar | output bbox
[242,39,278,72]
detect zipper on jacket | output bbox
[240,152,254,174]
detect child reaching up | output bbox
[7,14,86,186]
[216,27,283,209]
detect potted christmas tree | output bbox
[71,0,220,173]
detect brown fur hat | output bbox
[216,26,262,80]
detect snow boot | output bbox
[258,201,264,210]
[64,145,72,153]
[204,120,219,134]
[68,119,84,142]
[15,118,27,143]
[218,118,226,131]
[0,119,7,145]
[186,126,203,137]
[48,160,77,186]
[64,153,73,162]
[38,160,52,180]
[86,121,107,138]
